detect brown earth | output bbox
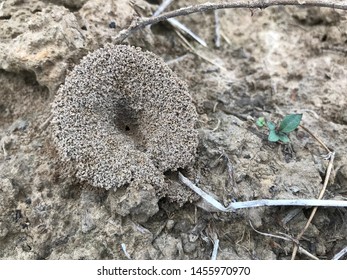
[0,0,347,260]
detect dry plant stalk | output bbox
[178,172,347,211]
[290,124,334,259]
[114,0,347,43]
[249,221,319,260]
[291,151,336,259]
[333,246,347,260]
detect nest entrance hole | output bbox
[112,100,147,152]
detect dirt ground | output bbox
[1,0,347,260]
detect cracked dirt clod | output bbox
[0,0,145,92]
[51,44,198,192]
[0,0,86,92]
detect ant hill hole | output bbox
[112,99,147,152]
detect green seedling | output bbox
[256,114,303,143]
[256,116,266,127]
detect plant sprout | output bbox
[256,114,303,143]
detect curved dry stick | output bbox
[291,151,336,259]
[114,0,347,43]
[249,221,320,260]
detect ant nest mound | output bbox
[51,44,198,221]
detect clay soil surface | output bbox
[1,0,347,260]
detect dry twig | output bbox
[153,0,207,47]
[114,0,347,43]
[249,221,319,260]
[299,124,331,153]
[291,133,335,259]
[178,172,347,211]
[168,18,207,47]
[332,246,347,260]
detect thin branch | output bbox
[113,0,347,43]
[291,151,335,259]
[211,237,220,260]
[178,172,347,211]
[168,18,207,47]
[153,0,207,47]
[298,246,320,260]
[250,221,294,242]
[299,124,331,153]
[179,172,228,211]
[332,246,347,260]
[249,221,319,259]
[230,198,347,209]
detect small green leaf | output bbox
[256,117,266,127]
[267,121,277,131]
[278,132,290,143]
[268,130,280,142]
[278,114,302,133]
